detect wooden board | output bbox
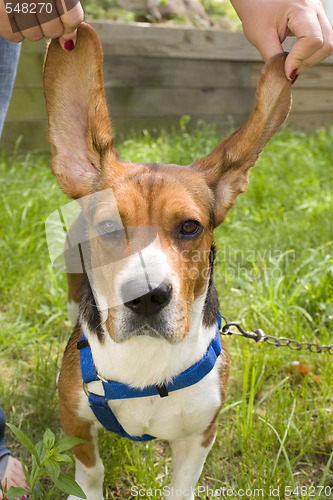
[105,87,255,117]
[1,120,48,153]
[251,62,333,88]
[291,89,333,113]
[91,21,261,61]
[14,52,44,88]
[287,112,333,130]
[3,111,333,155]
[90,21,333,65]
[6,88,46,121]
[2,21,333,153]
[103,55,253,89]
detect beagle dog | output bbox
[43,23,291,500]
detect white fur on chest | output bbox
[79,294,223,440]
[83,294,213,387]
[110,358,222,441]
[80,357,223,441]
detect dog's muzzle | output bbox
[122,280,172,317]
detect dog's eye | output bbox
[178,220,203,239]
[96,220,119,239]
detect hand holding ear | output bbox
[0,0,83,50]
[231,0,333,82]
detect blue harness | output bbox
[78,313,222,441]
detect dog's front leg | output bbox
[59,402,104,500]
[169,429,216,500]
[68,423,104,500]
[58,334,105,500]
[62,419,104,500]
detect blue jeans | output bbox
[0,405,10,465]
[0,35,20,472]
[0,33,21,482]
[0,405,10,481]
[0,35,21,139]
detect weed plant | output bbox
[0,121,332,499]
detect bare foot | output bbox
[0,455,28,499]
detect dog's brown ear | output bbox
[44,23,114,199]
[192,53,292,226]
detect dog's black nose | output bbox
[122,281,172,316]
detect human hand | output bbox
[0,0,84,50]
[230,0,333,82]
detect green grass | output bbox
[0,122,332,499]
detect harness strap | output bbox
[87,393,156,441]
[79,313,222,441]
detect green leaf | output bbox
[44,457,61,482]
[6,486,30,498]
[53,473,86,498]
[52,452,73,464]
[35,440,47,462]
[6,423,40,465]
[55,435,86,453]
[43,428,56,449]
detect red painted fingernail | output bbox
[64,39,74,51]
[289,69,299,85]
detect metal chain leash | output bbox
[220,316,333,355]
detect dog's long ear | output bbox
[44,23,114,199]
[192,53,292,226]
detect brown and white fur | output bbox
[43,23,291,500]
